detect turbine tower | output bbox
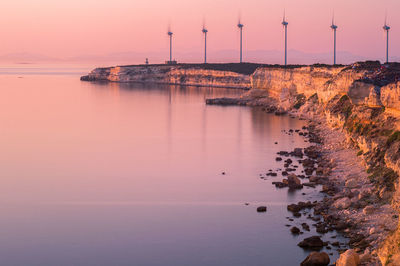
[202,25,208,64]
[383,16,391,64]
[282,11,289,66]
[237,20,244,63]
[331,15,338,65]
[167,29,173,63]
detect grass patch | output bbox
[386,131,400,147]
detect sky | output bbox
[0,0,399,64]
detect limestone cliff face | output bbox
[166,68,251,89]
[251,66,344,101]
[83,65,174,83]
[250,66,383,109]
[82,65,251,89]
[381,82,400,110]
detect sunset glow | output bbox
[0,0,399,63]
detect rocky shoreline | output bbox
[207,91,400,265]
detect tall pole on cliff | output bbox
[168,30,173,63]
[202,26,208,64]
[331,14,338,65]
[282,11,288,66]
[383,15,390,64]
[237,20,244,63]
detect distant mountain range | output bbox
[0,50,395,66]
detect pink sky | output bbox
[0,0,399,63]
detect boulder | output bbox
[287,174,303,189]
[305,168,314,176]
[301,252,330,266]
[362,206,375,215]
[298,236,324,249]
[301,223,310,231]
[345,179,358,189]
[290,226,301,234]
[335,249,360,266]
[333,197,351,209]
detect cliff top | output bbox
[109,63,345,75]
[350,61,400,86]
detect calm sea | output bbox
[0,65,339,265]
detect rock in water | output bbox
[290,226,301,234]
[287,174,303,189]
[256,206,267,212]
[292,148,304,157]
[298,236,324,249]
[301,252,330,266]
[335,249,360,266]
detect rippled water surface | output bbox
[0,67,338,265]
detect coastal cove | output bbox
[0,69,348,265]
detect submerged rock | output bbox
[272,181,288,188]
[256,206,267,212]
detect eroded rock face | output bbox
[381,82,400,109]
[250,66,369,106]
[81,65,251,89]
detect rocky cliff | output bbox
[213,61,400,265]
[80,63,268,89]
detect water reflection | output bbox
[0,75,338,266]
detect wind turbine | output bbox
[331,14,338,65]
[282,11,289,66]
[237,19,244,63]
[202,24,208,64]
[167,27,173,63]
[383,15,391,64]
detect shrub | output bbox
[386,131,400,147]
